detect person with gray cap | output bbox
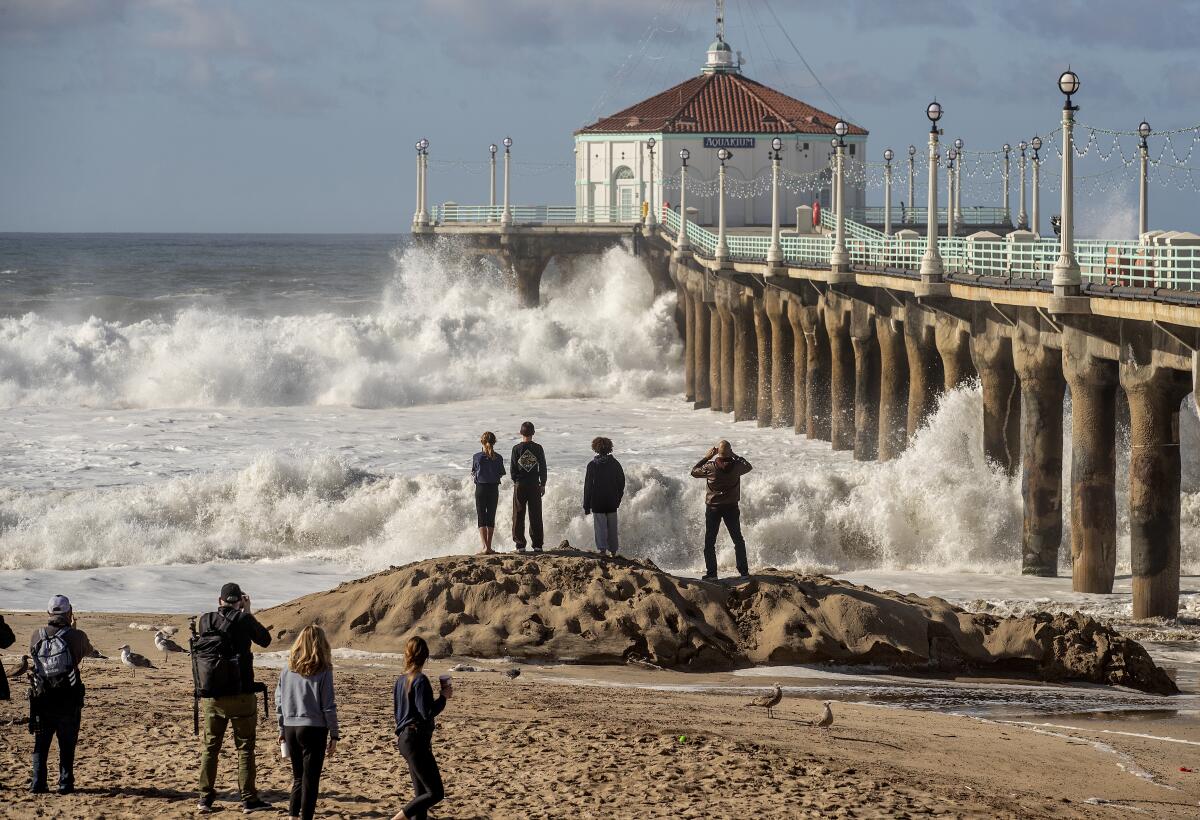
[195,582,272,814]
[28,594,94,795]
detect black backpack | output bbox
[190,612,243,699]
[31,627,81,706]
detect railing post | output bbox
[501,136,513,228]
[1052,70,1082,297]
[920,103,944,283]
[767,140,783,265]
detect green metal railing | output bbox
[854,206,1011,226]
[432,204,628,224]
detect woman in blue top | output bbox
[392,636,451,820]
[471,431,505,554]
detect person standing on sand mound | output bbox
[583,436,625,556]
[472,431,506,555]
[510,421,547,553]
[691,440,753,581]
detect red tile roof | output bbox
[576,72,867,136]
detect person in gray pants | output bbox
[583,436,625,556]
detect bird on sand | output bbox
[502,668,521,681]
[814,700,834,729]
[747,684,783,719]
[9,655,30,679]
[154,631,188,664]
[118,645,156,672]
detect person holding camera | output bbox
[691,440,753,581]
[195,582,272,814]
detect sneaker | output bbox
[57,785,74,795]
[29,785,48,795]
[196,795,214,813]
[241,797,270,813]
[701,574,718,582]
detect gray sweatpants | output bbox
[592,511,619,554]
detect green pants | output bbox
[199,694,258,801]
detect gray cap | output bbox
[47,594,72,615]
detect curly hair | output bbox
[591,436,613,455]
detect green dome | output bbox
[708,38,732,52]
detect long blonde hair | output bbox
[480,431,497,459]
[289,624,332,677]
[403,635,430,680]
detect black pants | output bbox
[397,727,444,820]
[703,504,748,577]
[283,725,328,820]
[475,483,499,528]
[511,482,543,551]
[31,709,81,792]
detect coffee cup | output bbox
[439,674,451,687]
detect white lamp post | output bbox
[830,121,850,274]
[417,138,429,227]
[1002,143,1011,226]
[412,140,423,227]
[1052,69,1082,296]
[920,100,944,281]
[1138,120,1151,237]
[767,137,783,265]
[716,147,731,264]
[1017,140,1028,229]
[883,148,894,237]
[953,137,964,223]
[907,144,916,223]
[500,136,513,227]
[1030,135,1042,237]
[645,137,657,227]
[489,143,498,217]
[677,148,691,252]
[946,146,957,241]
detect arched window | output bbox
[613,165,634,180]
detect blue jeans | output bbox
[31,709,81,791]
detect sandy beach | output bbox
[3,610,1199,819]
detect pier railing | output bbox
[850,206,1010,226]
[432,204,625,224]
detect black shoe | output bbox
[57,785,74,795]
[241,797,270,813]
[197,795,215,813]
[701,574,718,582]
[29,785,48,795]
[532,547,543,553]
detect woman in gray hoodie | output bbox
[276,625,339,820]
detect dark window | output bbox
[849,144,856,155]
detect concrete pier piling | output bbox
[708,303,723,412]
[903,305,944,438]
[765,290,794,428]
[753,300,773,427]
[799,302,831,441]
[680,284,695,403]
[732,293,758,422]
[787,297,808,436]
[971,330,1021,475]
[936,317,978,390]
[824,296,856,451]
[851,305,880,461]
[1013,326,1065,577]
[875,314,909,461]
[692,285,711,409]
[1062,329,1118,594]
[718,294,735,414]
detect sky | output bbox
[1,0,1197,235]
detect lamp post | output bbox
[489,143,498,216]
[920,101,944,281]
[417,138,429,226]
[830,121,850,274]
[1017,140,1028,230]
[500,136,513,227]
[946,146,957,241]
[907,144,916,223]
[1138,120,1151,237]
[645,137,657,227]
[716,147,731,265]
[953,137,964,223]
[1052,68,1082,296]
[677,148,691,252]
[1030,135,1042,237]
[828,138,838,217]
[883,148,894,237]
[1002,143,1011,226]
[413,140,423,227]
[767,137,783,265]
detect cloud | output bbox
[1161,60,1200,106]
[141,0,264,58]
[1001,0,1200,51]
[842,0,977,30]
[0,0,134,41]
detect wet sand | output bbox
[2,612,1199,819]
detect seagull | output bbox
[154,631,188,664]
[747,684,783,719]
[814,700,834,729]
[502,668,521,681]
[118,645,156,672]
[9,655,29,679]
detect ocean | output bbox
[2,231,1198,707]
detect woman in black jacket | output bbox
[583,437,625,556]
[392,636,452,820]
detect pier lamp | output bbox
[1002,143,1011,226]
[716,147,732,264]
[907,144,916,223]
[767,137,784,264]
[501,136,513,227]
[1052,68,1081,295]
[830,121,850,274]
[920,100,944,281]
[883,148,894,237]
[953,137,964,223]
[419,138,430,226]
[946,147,957,242]
[677,148,691,252]
[413,140,423,227]
[489,143,498,215]
[645,137,657,227]
[1017,140,1028,229]
[1030,136,1043,236]
[1138,120,1151,236]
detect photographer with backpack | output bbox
[28,595,94,795]
[193,583,273,814]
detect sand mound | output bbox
[259,551,1177,694]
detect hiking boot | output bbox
[241,797,271,813]
[196,795,214,813]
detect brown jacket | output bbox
[691,455,753,506]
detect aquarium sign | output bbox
[703,137,756,149]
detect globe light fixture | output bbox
[1031,135,1042,155]
[954,138,963,151]
[717,147,731,164]
[908,144,916,157]
[503,136,513,150]
[1138,120,1151,146]
[1058,68,1080,108]
[884,148,894,162]
[679,148,690,164]
[926,100,943,132]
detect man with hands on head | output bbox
[691,440,753,581]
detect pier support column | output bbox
[732,293,758,422]
[508,254,552,308]
[787,298,808,435]
[971,329,1021,475]
[765,290,794,428]
[680,282,695,403]
[850,306,880,461]
[903,304,944,438]
[1013,331,1066,577]
[876,315,909,461]
[799,301,831,441]
[824,295,855,451]
[1062,329,1118,594]
[753,299,773,427]
[718,295,735,414]
[692,284,711,409]
[935,316,978,390]
[1120,357,1191,620]
[708,302,723,413]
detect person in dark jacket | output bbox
[690,440,753,580]
[583,436,626,556]
[392,636,452,820]
[510,421,547,553]
[0,613,14,702]
[471,431,506,554]
[29,595,95,795]
[196,582,273,814]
